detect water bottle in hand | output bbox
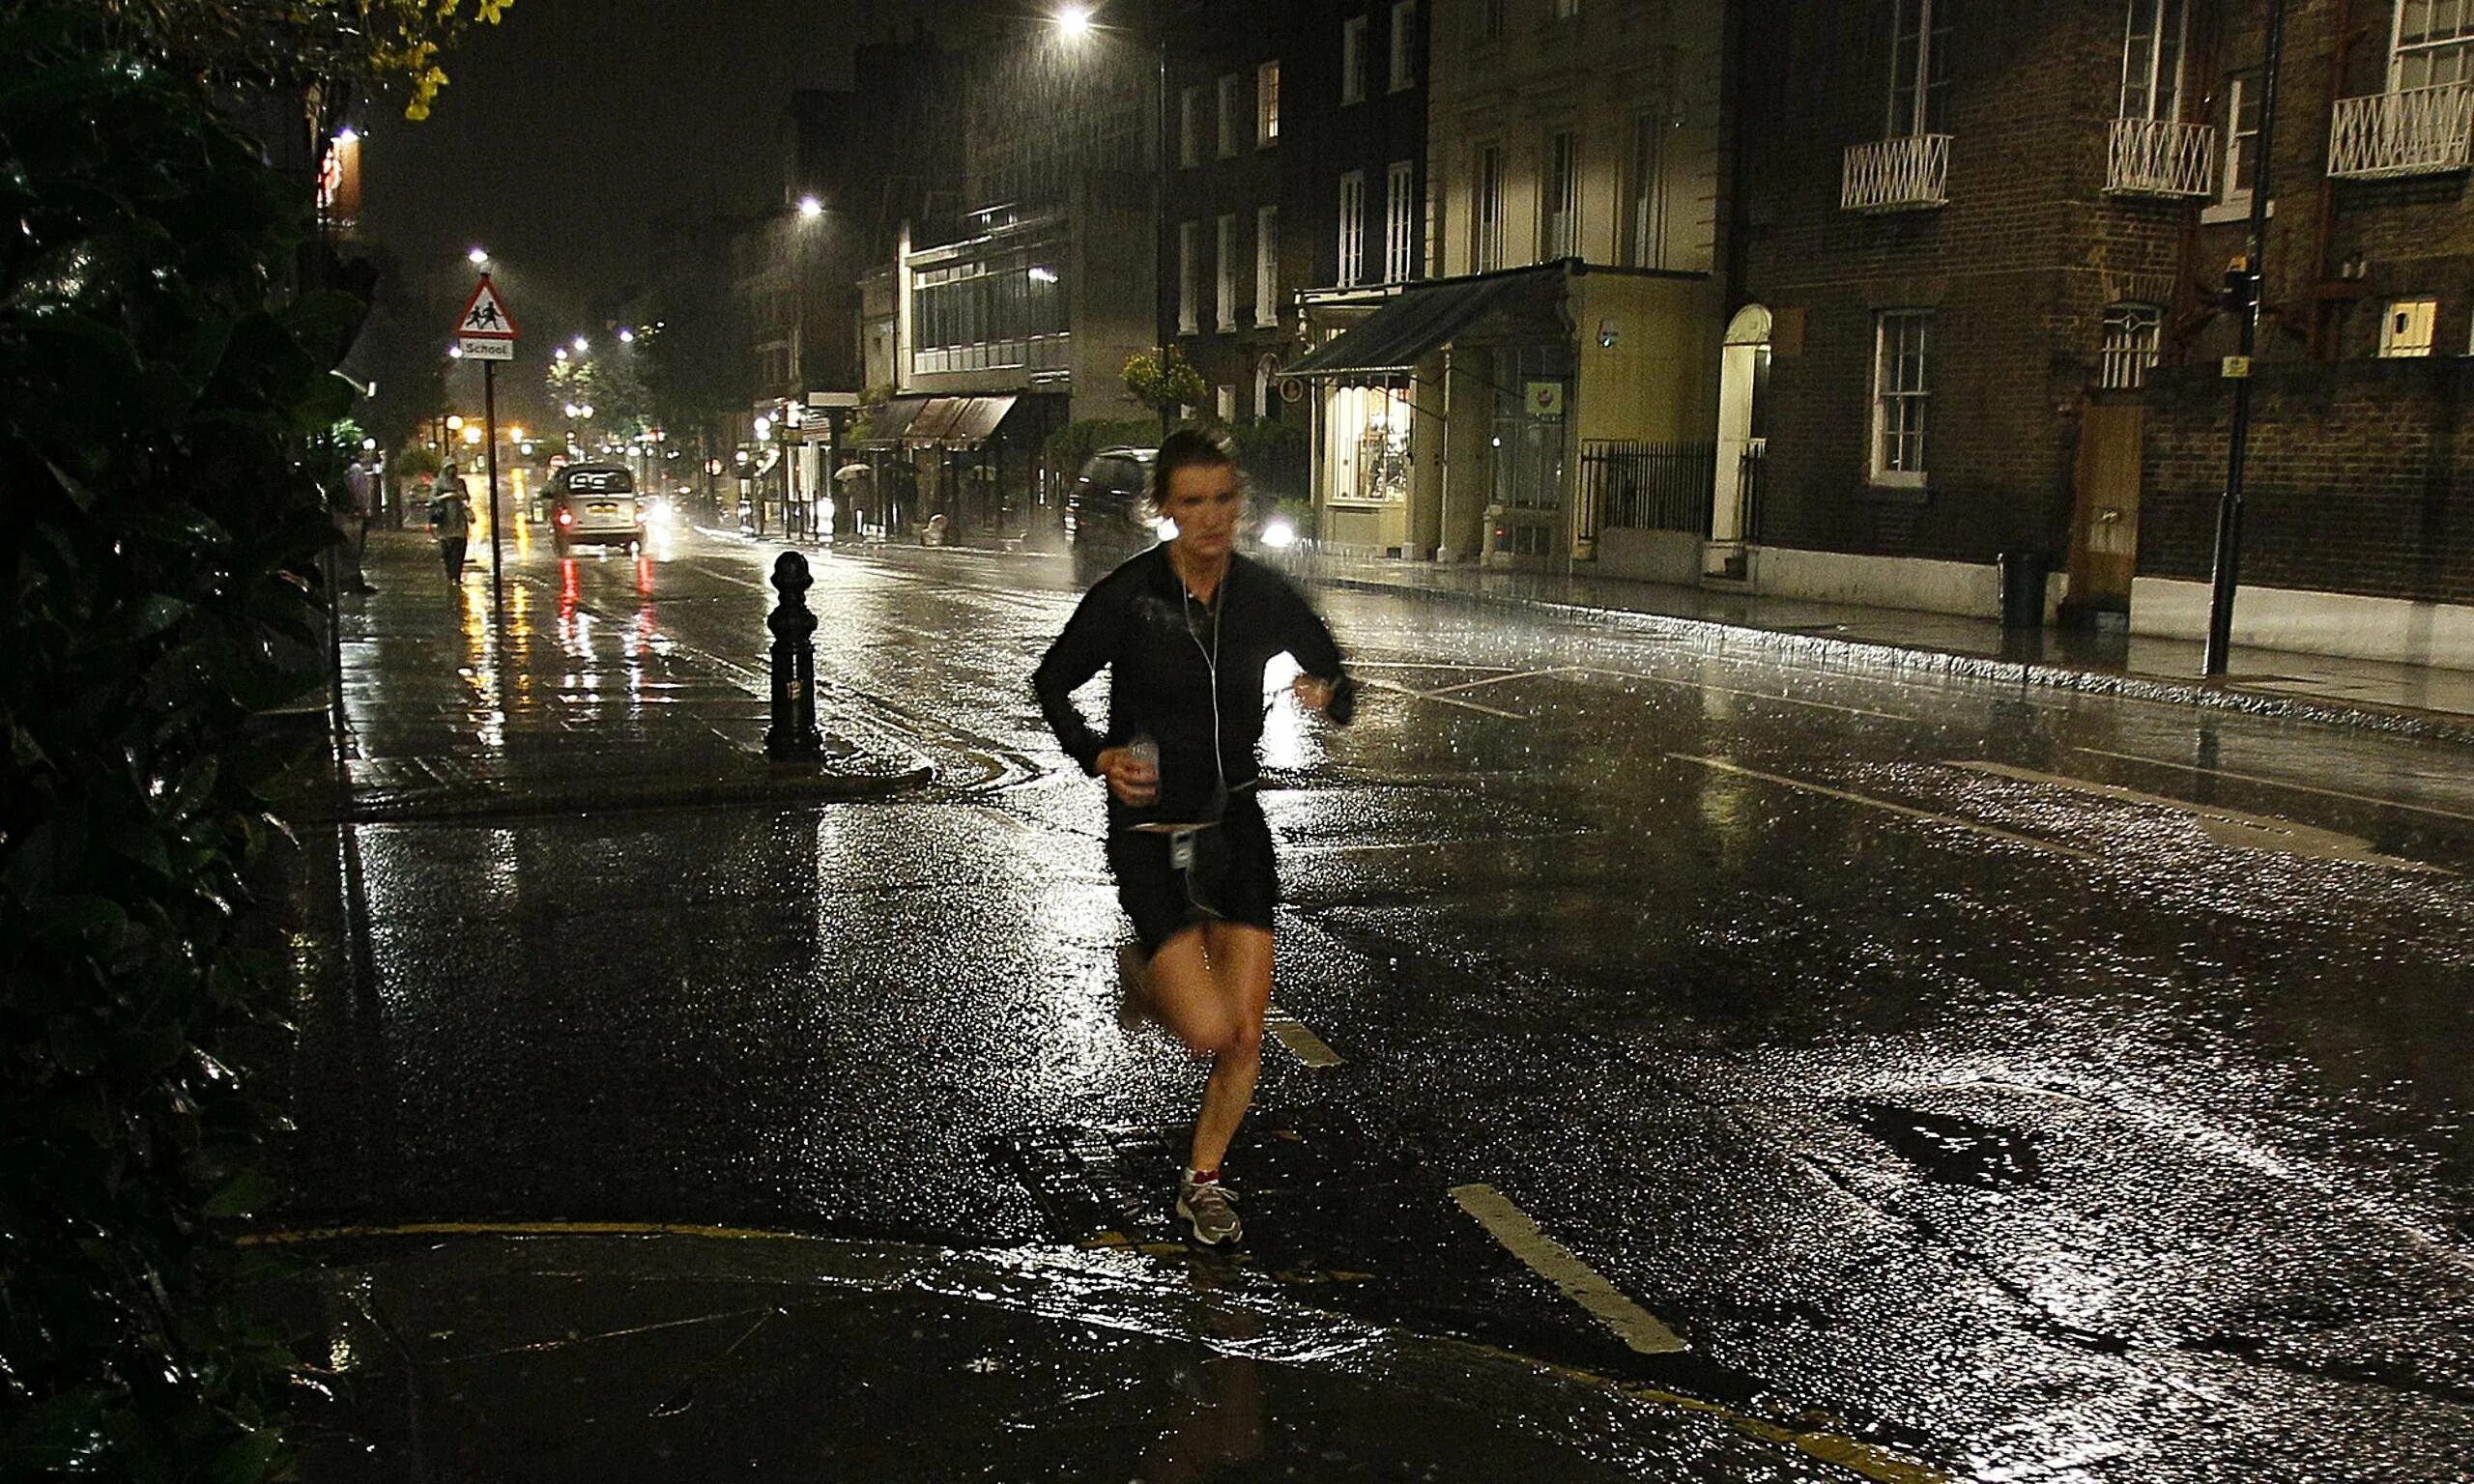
[1127,734,1160,804]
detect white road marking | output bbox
[1953,761,2450,873]
[1670,754,2098,860]
[1264,1006,1342,1067]
[1416,666,1578,698]
[2074,746,2474,826]
[1448,1184,1687,1355]
[1356,676,1526,721]
[1572,666,1921,725]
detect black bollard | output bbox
[764,551,822,758]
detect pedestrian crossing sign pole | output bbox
[454,276,519,608]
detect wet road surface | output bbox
[268,523,2474,1481]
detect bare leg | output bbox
[1188,923,1272,1175]
[1141,928,1235,1058]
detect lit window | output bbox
[1217,214,1239,330]
[2119,0,2191,121]
[2381,296,2437,356]
[1887,0,1953,136]
[1178,221,1199,333]
[1257,60,1280,145]
[1871,311,1932,486]
[1473,143,1505,271]
[1627,110,1667,269]
[2099,302,2162,388]
[1255,205,1280,327]
[1338,170,1366,287]
[1385,160,1417,282]
[1342,16,1368,104]
[1542,129,1577,260]
[2218,70,2262,204]
[2396,0,2474,90]
[1179,86,1200,168]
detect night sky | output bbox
[357,0,979,350]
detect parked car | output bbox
[546,463,645,556]
[1066,446,1159,587]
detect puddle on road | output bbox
[1847,1101,2048,1190]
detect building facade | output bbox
[1730,0,2473,665]
[1291,0,1728,564]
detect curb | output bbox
[289,756,935,826]
[1297,569,2474,748]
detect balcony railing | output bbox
[2328,83,2474,180]
[2106,117,2217,197]
[1842,133,1952,213]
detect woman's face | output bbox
[1162,460,1242,560]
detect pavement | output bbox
[241,519,2474,1481]
[1263,549,2474,744]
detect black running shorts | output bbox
[1107,793,1278,958]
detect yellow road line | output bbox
[1265,1005,1344,1067]
[1954,760,2450,874]
[2075,745,2474,825]
[1449,1184,1686,1356]
[1671,755,2098,861]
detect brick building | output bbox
[1729,0,2473,666]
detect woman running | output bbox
[1032,427,1355,1248]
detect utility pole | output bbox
[2203,0,2287,677]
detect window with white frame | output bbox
[1255,205,1280,327]
[1870,311,1932,485]
[2099,302,2163,388]
[1217,74,1241,158]
[2396,1,2474,90]
[1342,16,1369,104]
[2120,0,2190,120]
[1178,220,1199,332]
[1216,214,1239,329]
[1627,109,1668,269]
[1179,86,1200,168]
[1338,170,1366,287]
[2380,296,2438,356]
[1888,0,1953,136]
[1390,2,1418,92]
[1542,129,1577,260]
[1257,60,1280,145]
[1474,142,1505,271]
[1557,0,1580,18]
[1216,385,1237,422]
[1384,161,1416,282]
[2218,69,2262,203]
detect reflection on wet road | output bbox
[283,526,2474,1483]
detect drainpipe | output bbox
[2309,0,2363,359]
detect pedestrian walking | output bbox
[1031,427,1356,1248]
[338,454,376,593]
[428,467,473,585]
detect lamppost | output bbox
[1053,2,1172,443]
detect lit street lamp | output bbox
[467,245,489,267]
[1053,3,1170,440]
[797,195,823,220]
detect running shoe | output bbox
[1175,1177,1242,1247]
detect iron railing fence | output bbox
[1580,440,1716,541]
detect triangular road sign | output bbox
[455,276,519,340]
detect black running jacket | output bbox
[1033,546,1354,825]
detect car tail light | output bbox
[557,506,573,526]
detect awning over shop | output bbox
[854,395,930,450]
[1282,267,1566,384]
[903,394,1019,449]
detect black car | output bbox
[1065,445,1159,587]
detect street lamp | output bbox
[467,245,489,267]
[1053,3,1170,441]
[797,195,823,220]
[572,335,590,354]
[618,327,635,344]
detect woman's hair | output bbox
[1148,424,1238,510]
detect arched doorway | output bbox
[1708,303,1771,580]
